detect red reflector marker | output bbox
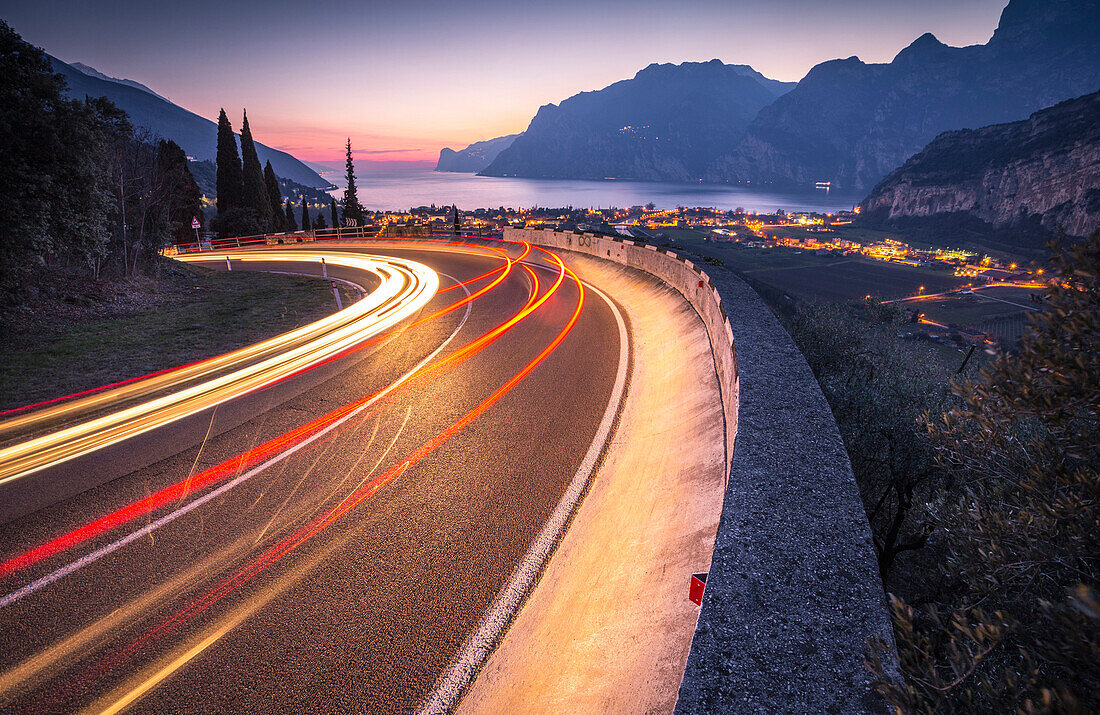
[689,572,708,606]
[690,567,708,602]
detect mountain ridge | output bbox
[707,0,1100,190]
[477,0,1100,191]
[480,59,794,182]
[49,55,327,189]
[436,134,521,172]
[859,90,1100,242]
[68,62,171,103]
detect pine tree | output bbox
[342,139,364,224]
[239,110,273,229]
[285,199,297,231]
[330,198,339,229]
[314,210,327,231]
[263,161,285,232]
[215,108,243,213]
[301,202,310,233]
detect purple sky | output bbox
[1,0,1009,162]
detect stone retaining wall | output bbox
[505,227,896,713]
[505,228,738,471]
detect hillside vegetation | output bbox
[0,21,201,305]
[779,235,1098,712]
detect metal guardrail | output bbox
[164,226,503,257]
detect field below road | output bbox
[656,234,1044,344]
[0,262,359,413]
[666,239,970,302]
[738,257,967,302]
[910,286,1042,342]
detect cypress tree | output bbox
[314,210,327,231]
[300,202,310,233]
[215,108,243,213]
[342,139,364,224]
[239,110,273,229]
[156,139,203,245]
[263,161,285,232]
[330,198,339,229]
[285,199,297,231]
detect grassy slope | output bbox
[0,263,358,413]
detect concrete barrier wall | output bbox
[505,227,895,713]
[505,228,738,472]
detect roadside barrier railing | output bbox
[164,225,505,257]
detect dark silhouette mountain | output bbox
[707,0,1100,190]
[49,56,327,189]
[480,60,794,182]
[860,90,1100,242]
[436,134,521,172]
[69,62,171,102]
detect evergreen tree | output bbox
[330,198,339,229]
[215,108,243,214]
[239,110,273,229]
[301,202,310,233]
[314,211,327,231]
[156,139,203,245]
[285,199,297,231]
[342,139,364,224]
[263,161,285,232]
[1,21,120,290]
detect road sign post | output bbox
[192,216,200,246]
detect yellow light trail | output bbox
[0,251,438,486]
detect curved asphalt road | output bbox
[0,240,624,713]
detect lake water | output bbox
[319,167,864,214]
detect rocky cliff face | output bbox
[707,0,1100,190]
[480,60,793,181]
[435,134,520,172]
[860,91,1100,239]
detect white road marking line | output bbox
[418,275,631,715]
[0,275,472,609]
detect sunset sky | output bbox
[2,0,1009,164]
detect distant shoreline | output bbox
[321,167,863,214]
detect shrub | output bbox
[869,233,1099,712]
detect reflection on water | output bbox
[319,167,863,214]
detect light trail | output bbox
[420,262,623,715]
[0,252,438,485]
[0,269,478,696]
[0,238,590,712]
[85,248,585,698]
[173,243,530,406]
[0,241,511,421]
[439,264,508,293]
[0,245,538,584]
